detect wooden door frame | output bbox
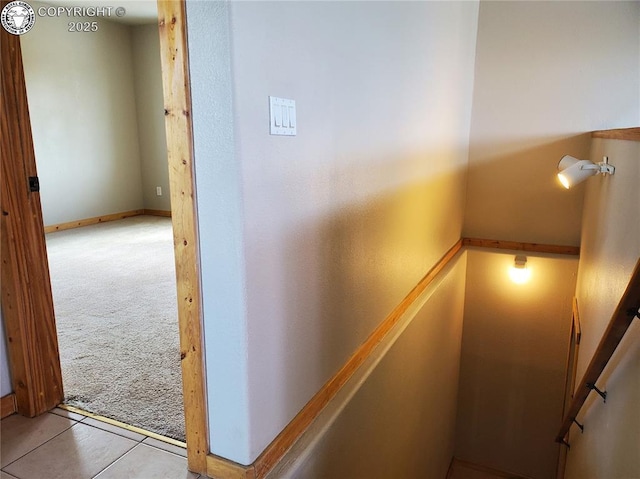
[157,0,208,473]
[1,0,208,474]
[1,9,64,417]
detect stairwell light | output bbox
[509,255,531,284]
[557,155,615,189]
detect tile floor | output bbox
[1,408,200,479]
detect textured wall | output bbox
[21,2,144,226]
[565,139,640,479]
[464,1,640,246]
[188,0,479,464]
[455,250,578,479]
[272,257,467,479]
[186,0,251,460]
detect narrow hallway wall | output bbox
[187,0,480,464]
[267,256,468,479]
[565,138,640,479]
[455,250,578,479]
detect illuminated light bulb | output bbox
[509,255,531,284]
[558,173,571,189]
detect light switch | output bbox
[274,103,282,127]
[269,96,296,136]
[288,106,296,128]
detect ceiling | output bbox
[42,0,158,25]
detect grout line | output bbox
[81,419,146,442]
[1,415,76,469]
[141,437,188,458]
[48,407,86,422]
[57,404,186,448]
[90,443,139,479]
[90,440,194,478]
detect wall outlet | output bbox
[156,186,162,196]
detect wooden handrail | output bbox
[556,258,640,443]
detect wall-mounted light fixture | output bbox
[557,155,615,189]
[509,255,531,284]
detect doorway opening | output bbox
[20,5,183,441]
[2,0,207,472]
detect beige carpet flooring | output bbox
[45,216,185,441]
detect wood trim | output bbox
[557,298,581,479]
[44,209,172,234]
[591,127,640,142]
[157,0,208,474]
[199,240,463,478]
[58,404,186,448]
[462,238,580,256]
[143,209,172,217]
[1,394,16,419]
[207,455,256,479]
[572,296,581,344]
[201,236,581,477]
[569,299,582,398]
[561,300,580,411]
[557,258,640,442]
[43,210,144,233]
[252,240,464,478]
[1,12,64,417]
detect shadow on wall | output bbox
[244,161,468,423]
[297,260,466,479]
[464,133,593,246]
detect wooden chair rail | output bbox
[556,257,640,443]
[591,127,640,142]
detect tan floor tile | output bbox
[49,407,86,422]
[0,413,74,468]
[142,437,187,457]
[1,471,19,479]
[82,418,146,442]
[95,443,199,479]
[4,422,136,479]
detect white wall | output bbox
[455,250,578,479]
[565,138,640,479]
[187,0,479,465]
[132,24,170,212]
[271,257,467,479]
[464,1,640,246]
[0,308,12,397]
[21,4,144,226]
[187,0,251,461]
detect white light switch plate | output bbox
[269,97,296,136]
